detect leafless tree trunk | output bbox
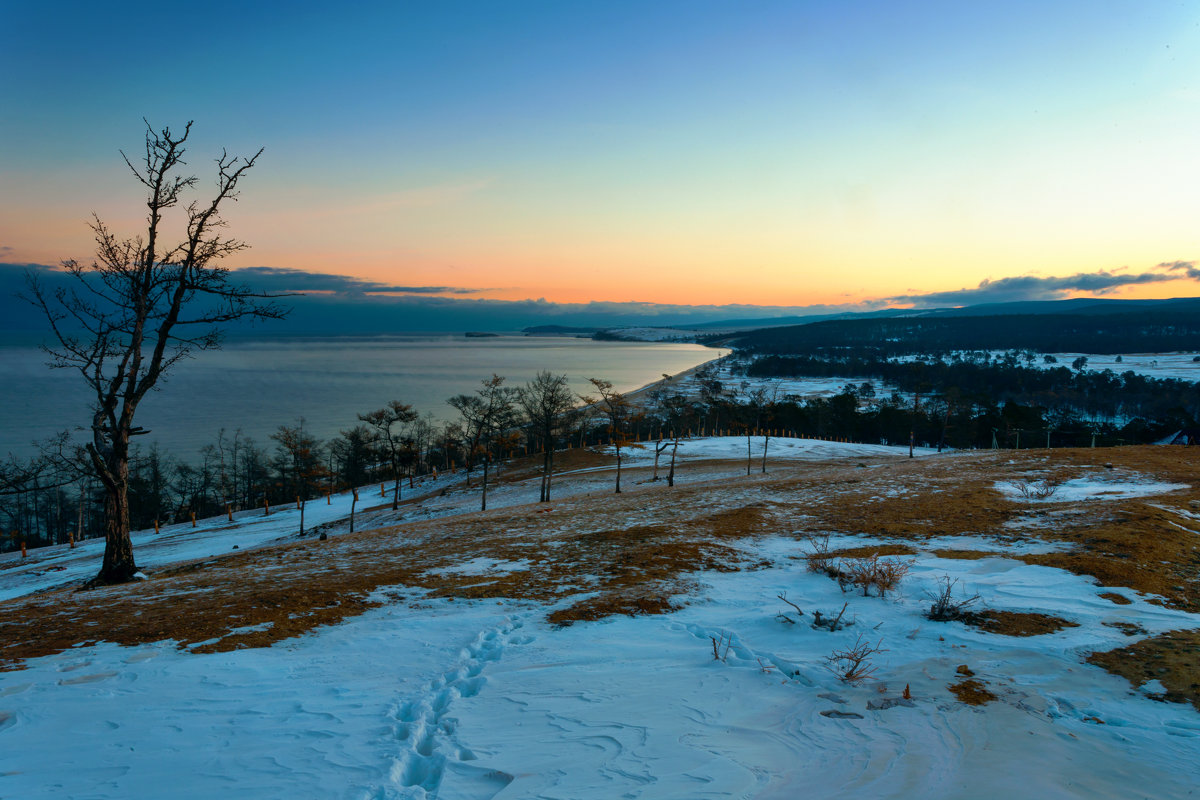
[24,121,286,584]
[584,378,630,495]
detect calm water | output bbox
[1,334,716,459]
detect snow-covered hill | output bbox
[2,439,1198,799]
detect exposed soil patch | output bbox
[932,549,1005,561]
[1102,621,1147,637]
[949,678,996,705]
[959,610,1080,637]
[1087,629,1200,711]
[1098,592,1133,605]
[826,545,917,559]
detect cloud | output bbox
[230,266,484,296]
[0,246,13,256]
[889,264,1197,307]
[0,261,874,334]
[1158,260,1200,279]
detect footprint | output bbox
[395,700,419,723]
[457,676,486,699]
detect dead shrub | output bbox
[926,576,982,621]
[841,554,914,597]
[811,602,851,632]
[826,635,886,684]
[804,535,836,575]
[710,631,732,662]
[1010,477,1063,500]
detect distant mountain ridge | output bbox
[720,299,1200,356]
[689,296,1200,331]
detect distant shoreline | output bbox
[625,347,725,401]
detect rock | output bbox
[820,710,864,719]
[867,697,916,711]
[318,532,328,541]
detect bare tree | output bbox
[449,375,516,511]
[24,121,286,584]
[271,422,324,537]
[359,401,418,510]
[518,371,575,502]
[584,378,631,494]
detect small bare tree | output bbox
[584,378,631,494]
[271,421,325,537]
[25,121,286,585]
[518,371,575,502]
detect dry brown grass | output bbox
[949,678,997,705]
[1,444,1196,685]
[1087,629,1200,711]
[959,610,1080,637]
[1098,592,1133,605]
[0,470,774,669]
[932,549,1006,560]
[826,545,918,559]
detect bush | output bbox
[842,554,914,597]
[926,576,981,621]
[826,635,887,684]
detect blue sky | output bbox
[2,1,1199,315]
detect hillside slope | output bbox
[2,440,1198,798]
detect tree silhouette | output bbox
[518,371,575,502]
[24,121,286,585]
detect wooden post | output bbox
[296,495,302,510]
[264,497,270,516]
[154,518,160,534]
[69,529,75,549]
[326,491,331,505]
[190,511,196,528]
[226,503,233,522]
[20,539,26,559]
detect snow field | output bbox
[6,535,1196,799]
[4,438,1199,798]
[447,537,1200,798]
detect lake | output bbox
[1,334,717,460]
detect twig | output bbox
[777,592,804,617]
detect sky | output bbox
[2,1,1200,323]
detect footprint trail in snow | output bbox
[368,617,531,800]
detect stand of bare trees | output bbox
[518,371,575,502]
[359,402,419,510]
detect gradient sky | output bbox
[3,1,1199,310]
